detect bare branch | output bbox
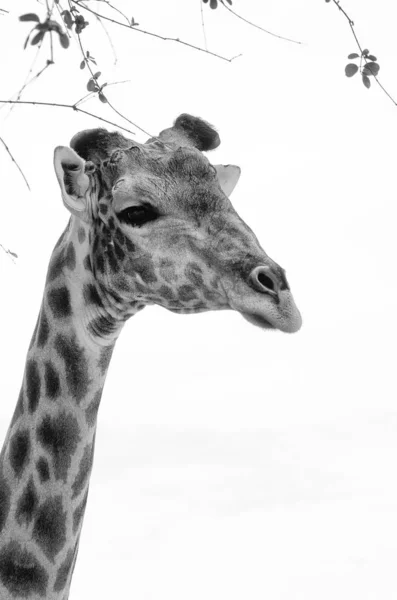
[219,0,302,46]
[71,0,238,62]
[0,99,137,136]
[199,0,208,51]
[0,136,30,191]
[104,99,153,137]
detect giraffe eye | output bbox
[118,205,158,227]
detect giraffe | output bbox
[0,114,301,599]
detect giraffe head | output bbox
[53,114,301,334]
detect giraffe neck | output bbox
[0,220,134,599]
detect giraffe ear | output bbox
[54,146,93,221]
[214,165,241,197]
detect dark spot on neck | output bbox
[44,362,61,400]
[78,227,86,244]
[33,495,67,560]
[37,309,50,348]
[54,333,90,403]
[36,412,80,482]
[9,429,30,478]
[26,360,41,414]
[65,242,76,271]
[36,457,50,483]
[0,542,49,596]
[16,476,38,525]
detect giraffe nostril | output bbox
[257,272,275,291]
[250,266,278,296]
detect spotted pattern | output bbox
[48,286,72,319]
[98,346,114,375]
[71,442,94,499]
[130,257,157,284]
[54,333,90,403]
[83,283,103,308]
[83,254,92,272]
[33,495,67,560]
[9,429,30,478]
[36,457,50,483]
[37,310,50,348]
[47,251,65,283]
[26,360,41,414]
[85,390,102,427]
[10,388,24,428]
[36,412,80,482]
[73,491,88,534]
[0,541,48,597]
[53,548,74,592]
[16,476,38,525]
[77,227,86,244]
[65,242,76,271]
[0,473,11,534]
[44,361,61,400]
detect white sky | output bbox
[1,1,397,598]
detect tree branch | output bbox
[0,99,137,135]
[0,136,30,191]
[329,0,397,107]
[71,0,238,62]
[219,0,302,46]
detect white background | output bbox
[1,1,397,598]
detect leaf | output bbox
[367,54,377,61]
[61,10,73,29]
[87,78,96,92]
[362,48,369,56]
[93,71,101,79]
[98,92,108,103]
[80,60,86,69]
[362,75,371,89]
[345,63,359,77]
[362,61,380,76]
[19,13,40,22]
[347,53,359,59]
[31,30,45,45]
[59,33,69,49]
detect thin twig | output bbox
[74,29,152,135]
[104,99,154,138]
[219,0,302,45]
[199,0,208,51]
[0,137,30,191]
[94,11,118,65]
[0,100,137,135]
[71,0,237,62]
[94,0,130,25]
[330,0,397,107]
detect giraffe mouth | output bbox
[241,312,275,329]
[228,288,302,333]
